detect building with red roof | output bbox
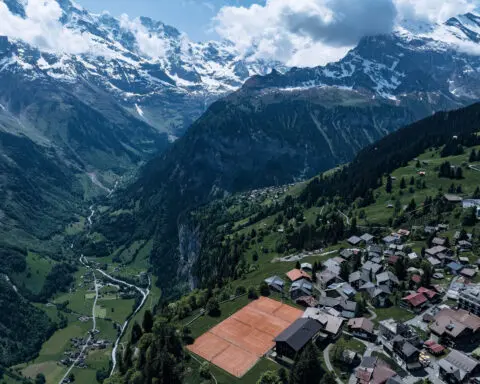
[286,269,311,282]
[401,292,428,312]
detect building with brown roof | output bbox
[348,317,375,341]
[401,292,429,313]
[429,308,480,348]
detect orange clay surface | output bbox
[187,297,302,377]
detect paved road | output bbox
[323,344,344,384]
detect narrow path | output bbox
[58,270,99,384]
[323,344,344,384]
[337,210,351,225]
[367,304,377,321]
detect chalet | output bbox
[300,262,312,272]
[368,286,391,308]
[355,356,396,384]
[460,268,476,279]
[458,240,473,250]
[424,226,437,235]
[325,282,357,300]
[368,244,383,255]
[347,317,375,341]
[447,262,464,275]
[383,235,400,245]
[391,335,421,370]
[349,270,371,290]
[425,245,447,258]
[439,350,480,384]
[359,281,376,292]
[302,308,344,340]
[274,318,322,360]
[444,194,463,204]
[401,292,429,313]
[348,236,362,246]
[286,269,311,282]
[264,276,285,292]
[429,308,480,348]
[376,271,400,291]
[432,237,447,246]
[408,252,419,261]
[360,233,375,244]
[417,287,440,303]
[318,296,357,318]
[317,269,342,289]
[427,256,442,268]
[362,261,383,277]
[323,259,341,275]
[397,229,410,237]
[290,279,313,300]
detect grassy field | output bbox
[11,251,55,294]
[361,145,480,224]
[373,306,415,324]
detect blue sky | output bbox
[77,0,263,41]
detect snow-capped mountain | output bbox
[0,0,284,139]
[245,11,480,104]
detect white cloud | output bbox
[119,14,167,59]
[0,0,97,54]
[395,0,477,24]
[214,0,480,67]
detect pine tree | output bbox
[409,176,415,186]
[340,262,350,281]
[474,186,480,199]
[142,310,154,333]
[470,149,477,163]
[386,175,393,194]
[400,177,406,189]
[455,167,463,180]
[131,321,143,344]
[290,343,323,384]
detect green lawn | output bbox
[373,307,415,324]
[11,251,55,294]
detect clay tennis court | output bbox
[187,297,302,377]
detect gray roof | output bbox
[348,236,362,245]
[265,276,285,287]
[443,349,479,374]
[361,233,374,242]
[290,279,313,295]
[359,282,375,290]
[274,318,322,352]
[362,261,382,275]
[359,356,377,369]
[376,271,399,285]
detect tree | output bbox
[455,167,463,180]
[416,160,421,168]
[278,368,289,384]
[320,372,337,384]
[339,262,350,281]
[252,251,259,262]
[257,371,281,384]
[142,310,154,333]
[394,256,407,281]
[463,207,478,226]
[123,342,133,371]
[400,177,406,189]
[259,282,271,297]
[295,261,301,270]
[470,149,477,162]
[131,322,143,344]
[421,262,433,288]
[35,374,46,384]
[206,297,220,316]
[68,373,75,383]
[248,286,258,300]
[473,186,480,199]
[409,176,415,186]
[290,343,323,384]
[385,175,392,194]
